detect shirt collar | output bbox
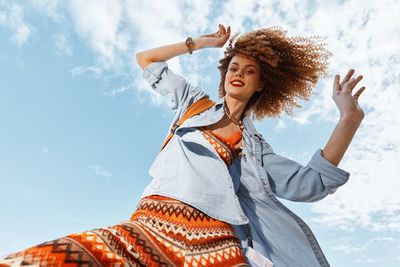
[215,97,225,107]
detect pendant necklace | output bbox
[223,98,246,158]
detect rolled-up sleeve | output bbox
[262,144,350,202]
[142,61,207,113]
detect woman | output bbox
[0,24,365,267]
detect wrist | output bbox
[184,37,205,54]
[192,37,207,50]
[340,112,363,124]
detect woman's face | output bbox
[224,54,263,102]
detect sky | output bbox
[0,0,399,265]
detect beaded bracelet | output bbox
[185,37,196,54]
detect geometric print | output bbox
[0,125,246,266]
[199,126,242,166]
[0,194,249,266]
[130,195,249,266]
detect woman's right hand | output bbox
[199,24,231,48]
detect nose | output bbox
[235,71,243,78]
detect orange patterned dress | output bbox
[0,128,248,267]
[198,126,243,165]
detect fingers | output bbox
[202,24,222,37]
[223,26,231,39]
[342,75,363,93]
[217,24,230,37]
[348,75,363,92]
[334,74,340,95]
[353,86,366,101]
[201,24,230,40]
[340,69,355,86]
[336,69,364,93]
[220,24,226,36]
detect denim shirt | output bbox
[140,61,350,267]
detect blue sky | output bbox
[1,0,399,266]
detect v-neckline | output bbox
[203,126,242,149]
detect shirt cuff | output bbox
[142,61,168,87]
[308,148,350,192]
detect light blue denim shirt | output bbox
[140,61,350,267]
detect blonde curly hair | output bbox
[217,26,332,120]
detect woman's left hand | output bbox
[333,69,366,120]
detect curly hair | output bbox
[217,26,332,120]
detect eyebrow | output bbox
[229,62,257,69]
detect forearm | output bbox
[322,113,363,166]
[136,37,207,70]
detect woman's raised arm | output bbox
[136,24,231,69]
[136,37,206,70]
[322,69,366,165]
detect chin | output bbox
[224,90,247,101]
[224,81,246,95]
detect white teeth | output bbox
[232,81,244,86]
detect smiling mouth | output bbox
[231,81,245,87]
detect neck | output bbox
[224,95,247,122]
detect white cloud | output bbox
[70,65,102,77]
[214,0,400,233]
[125,0,214,105]
[67,0,129,66]
[0,3,33,47]
[81,0,400,234]
[24,0,215,104]
[124,0,213,48]
[89,164,111,177]
[103,84,133,97]
[332,237,398,254]
[53,33,72,56]
[30,0,63,23]
[12,0,399,236]
[302,0,400,233]
[332,236,400,263]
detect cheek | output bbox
[249,77,260,87]
[224,74,231,86]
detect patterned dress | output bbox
[0,128,247,267]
